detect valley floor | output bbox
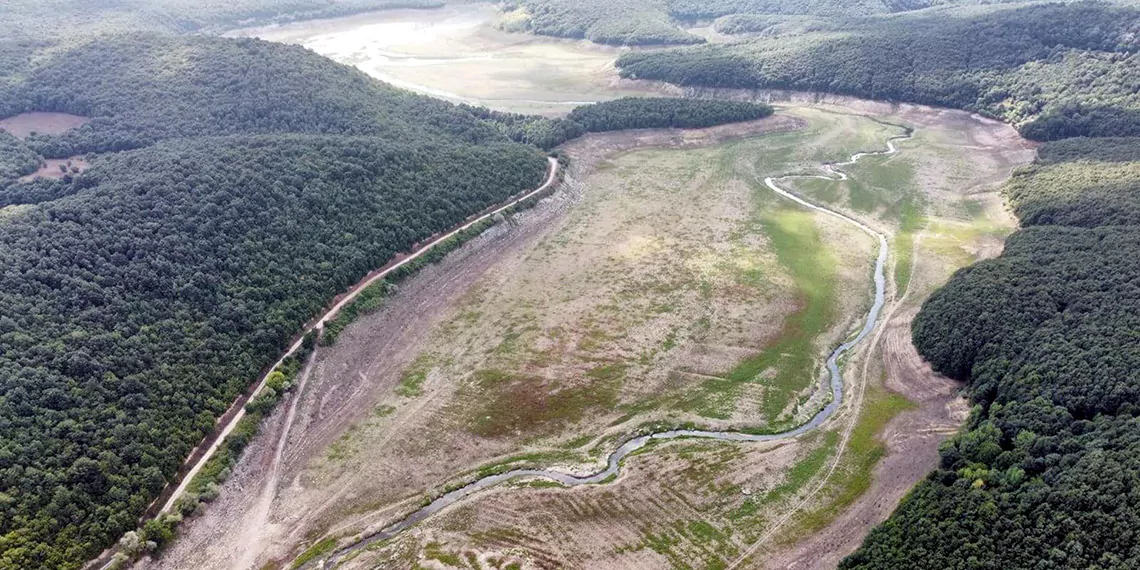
[133,100,1032,570]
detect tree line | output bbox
[841,139,1140,568]
[0,34,550,570]
[616,2,1140,141]
[465,97,773,150]
[502,0,1009,46]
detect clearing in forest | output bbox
[0,111,90,138]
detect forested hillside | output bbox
[0,0,443,40]
[0,28,785,568]
[466,97,773,149]
[501,0,1028,45]
[3,34,513,155]
[500,0,704,45]
[0,34,550,570]
[617,2,1140,140]
[841,137,1140,568]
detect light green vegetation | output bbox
[736,432,839,517]
[467,450,585,480]
[737,207,837,423]
[922,218,1013,276]
[785,118,924,293]
[397,353,442,397]
[404,108,888,445]
[290,537,337,570]
[794,388,914,530]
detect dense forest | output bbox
[503,0,1028,45]
[616,2,1140,140]
[465,97,773,149]
[567,97,772,131]
[0,30,779,569]
[0,132,40,180]
[500,0,705,46]
[2,34,519,156]
[842,137,1140,568]
[0,34,550,570]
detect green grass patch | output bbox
[779,383,916,541]
[396,353,436,397]
[682,205,838,422]
[423,542,465,567]
[470,450,582,480]
[290,537,336,570]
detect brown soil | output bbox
[0,112,90,138]
[345,438,806,570]
[331,103,1032,570]
[19,157,88,182]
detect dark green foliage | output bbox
[843,407,1140,570]
[1005,138,1140,227]
[666,0,912,19]
[0,177,81,208]
[0,132,40,180]
[507,0,1027,45]
[468,98,772,149]
[2,34,509,155]
[176,349,311,522]
[713,14,843,36]
[505,0,706,46]
[842,135,1140,568]
[617,3,1140,140]
[566,97,773,132]
[321,280,398,346]
[911,226,1140,414]
[461,105,586,150]
[0,34,548,570]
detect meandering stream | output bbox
[306,129,912,569]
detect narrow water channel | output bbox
[306,128,913,569]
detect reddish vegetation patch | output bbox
[20,158,88,182]
[0,112,91,139]
[464,365,624,437]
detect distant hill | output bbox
[617,2,1140,140]
[0,0,444,40]
[502,0,1033,45]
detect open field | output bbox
[0,111,90,138]
[234,4,655,114]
